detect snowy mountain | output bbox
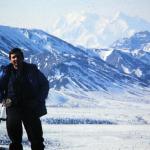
[1,25,150,149]
[89,31,150,85]
[106,50,150,84]
[0,25,150,107]
[109,31,150,79]
[111,31,150,64]
[47,11,150,48]
[111,31,150,51]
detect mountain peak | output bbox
[48,12,150,49]
[111,31,150,50]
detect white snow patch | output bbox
[121,64,131,74]
[99,48,114,61]
[134,68,143,77]
[143,43,150,52]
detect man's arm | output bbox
[0,65,10,103]
[37,69,49,103]
[0,68,6,102]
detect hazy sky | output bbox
[0,0,150,29]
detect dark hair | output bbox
[9,48,24,60]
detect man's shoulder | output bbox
[24,62,38,70]
[0,64,12,73]
[0,64,12,79]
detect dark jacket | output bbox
[0,62,49,117]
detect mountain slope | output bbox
[90,31,150,86]
[0,25,150,107]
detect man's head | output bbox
[9,48,24,69]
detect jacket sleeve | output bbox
[36,68,49,104]
[0,70,4,102]
[0,66,8,102]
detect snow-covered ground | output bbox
[1,106,150,149]
[46,88,150,125]
[43,125,150,150]
[1,123,150,150]
[1,88,150,149]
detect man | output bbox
[0,48,49,150]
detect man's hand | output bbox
[2,98,12,107]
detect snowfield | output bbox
[1,88,150,149]
[43,125,150,150]
[0,123,150,150]
[1,103,150,150]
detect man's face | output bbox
[10,52,23,69]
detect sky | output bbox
[0,0,150,30]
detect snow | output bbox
[42,125,150,150]
[131,49,142,56]
[48,11,150,48]
[134,68,143,78]
[0,50,8,57]
[121,64,131,74]
[98,48,113,61]
[1,24,150,149]
[1,123,150,150]
[1,90,150,147]
[63,61,80,68]
[143,43,150,52]
[43,104,150,125]
[43,44,52,51]
[1,86,150,149]
[54,70,64,80]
